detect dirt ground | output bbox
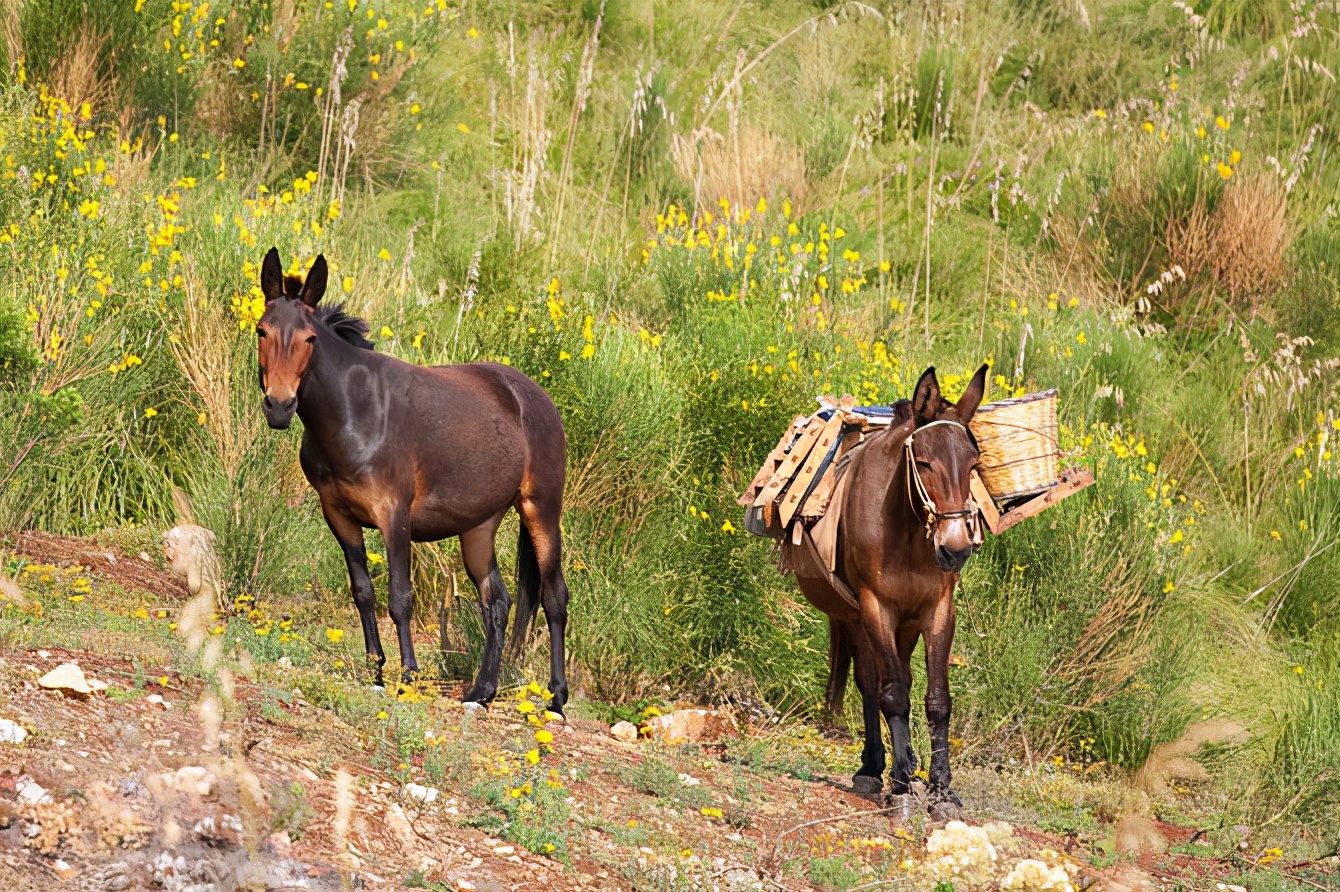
[0,532,1332,892]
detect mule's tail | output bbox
[509,522,542,656]
[826,619,851,716]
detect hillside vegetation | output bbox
[1,0,1339,847]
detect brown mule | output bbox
[255,248,571,712]
[795,365,988,811]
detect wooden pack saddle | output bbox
[739,393,1095,577]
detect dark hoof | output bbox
[852,774,883,798]
[400,667,420,686]
[462,685,496,706]
[367,655,386,689]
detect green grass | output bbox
[0,0,1338,835]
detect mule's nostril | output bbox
[282,397,297,411]
[263,396,275,411]
[935,544,973,572]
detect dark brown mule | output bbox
[794,365,987,810]
[255,247,571,712]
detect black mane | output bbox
[314,303,375,350]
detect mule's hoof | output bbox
[462,685,495,707]
[851,775,883,798]
[462,701,488,715]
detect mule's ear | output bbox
[891,399,914,423]
[299,255,328,308]
[911,366,941,419]
[261,247,284,303]
[955,363,990,423]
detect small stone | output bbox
[52,859,79,880]
[266,830,293,857]
[610,721,638,743]
[643,709,724,744]
[0,718,29,745]
[385,803,415,846]
[38,662,96,697]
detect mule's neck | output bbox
[294,326,389,451]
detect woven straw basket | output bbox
[969,389,1060,500]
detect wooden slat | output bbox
[778,414,845,526]
[753,417,827,508]
[993,468,1095,534]
[737,429,794,506]
[802,427,869,519]
[970,470,1002,535]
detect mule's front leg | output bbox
[859,592,915,799]
[923,587,961,812]
[324,510,386,687]
[382,516,420,687]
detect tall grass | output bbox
[1,0,1339,831]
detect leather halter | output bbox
[904,418,982,543]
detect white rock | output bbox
[0,718,29,745]
[404,783,439,804]
[15,777,51,805]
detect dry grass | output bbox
[1211,172,1291,309]
[48,23,117,112]
[1165,193,1215,283]
[0,0,21,68]
[169,274,263,482]
[672,124,808,213]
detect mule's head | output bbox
[903,364,989,573]
[256,247,327,429]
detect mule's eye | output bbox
[306,334,317,344]
[256,328,267,338]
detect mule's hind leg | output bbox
[517,496,571,714]
[460,511,510,705]
[847,622,886,797]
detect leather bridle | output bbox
[904,419,983,544]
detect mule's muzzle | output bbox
[935,544,974,574]
[263,395,298,429]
